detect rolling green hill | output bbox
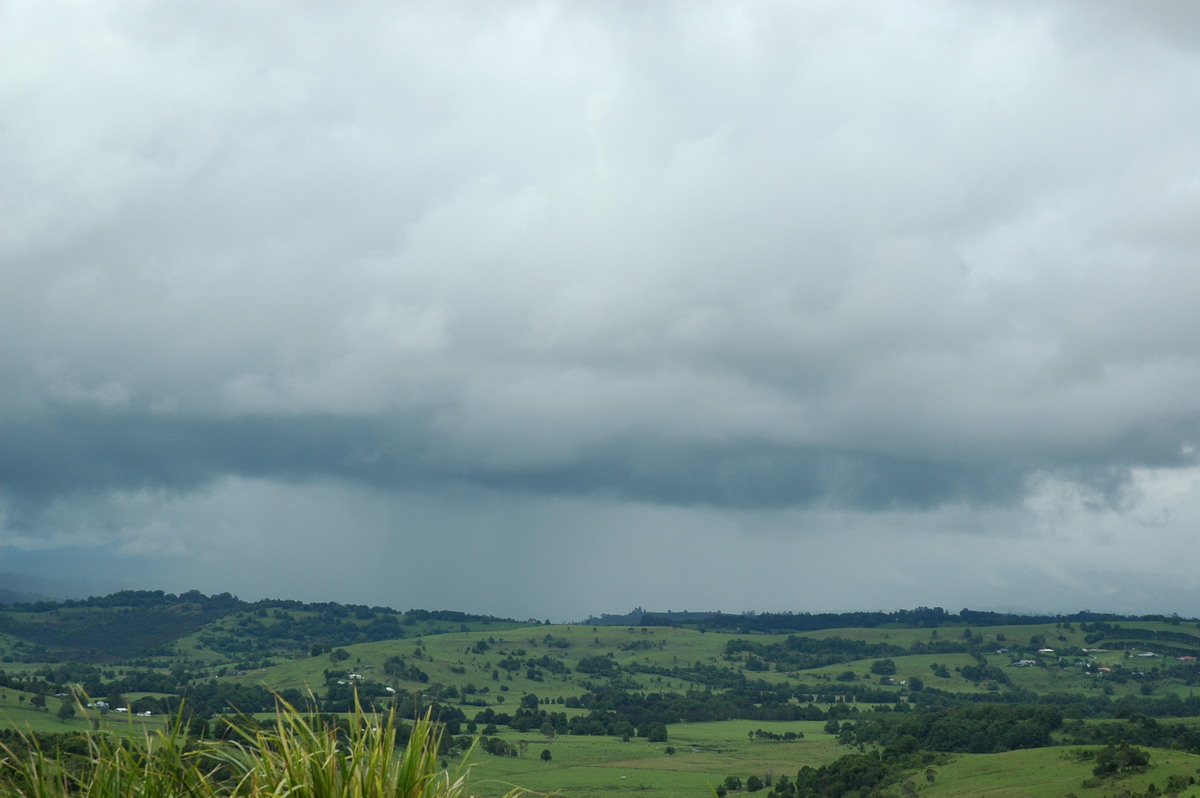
[4,592,1200,797]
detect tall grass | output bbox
[0,697,497,798]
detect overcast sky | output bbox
[4,1,1200,621]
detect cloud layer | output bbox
[4,1,1200,617]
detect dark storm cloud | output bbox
[0,411,427,519]
[5,1,1200,616]
[471,442,1029,511]
[2,401,1185,524]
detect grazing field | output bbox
[459,720,846,798]
[460,730,1200,798]
[0,689,167,735]
[920,746,1200,798]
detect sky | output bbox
[4,1,1200,622]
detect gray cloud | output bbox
[4,1,1200,615]
[0,409,990,519]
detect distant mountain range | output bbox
[0,571,129,604]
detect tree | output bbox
[57,697,76,722]
[540,749,552,762]
[1093,743,1150,776]
[724,776,742,792]
[746,775,763,792]
[870,659,896,676]
[30,694,46,711]
[665,746,676,756]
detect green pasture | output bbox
[667,720,844,770]
[797,644,1194,702]
[805,623,1060,653]
[460,719,847,798]
[803,652,981,690]
[0,703,84,734]
[230,620,1198,715]
[241,624,739,701]
[980,653,1184,699]
[918,745,1200,798]
[798,620,1200,652]
[168,631,232,665]
[118,608,531,670]
[795,626,950,647]
[0,690,167,735]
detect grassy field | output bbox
[234,620,1182,709]
[918,746,1200,798]
[0,691,167,735]
[458,719,846,798]
[238,624,739,700]
[456,727,1200,798]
